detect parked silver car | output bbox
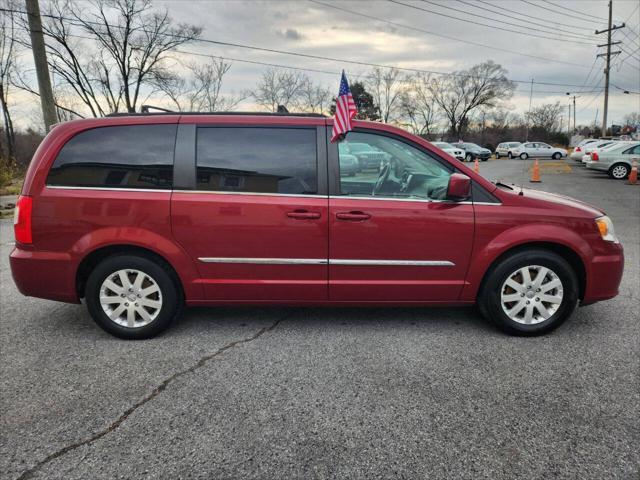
[585,141,640,179]
[571,140,616,162]
[511,142,567,160]
[494,142,521,159]
[432,142,465,161]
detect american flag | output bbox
[331,70,357,142]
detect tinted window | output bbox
[338,132,453,201]
[623,145,640,154]
[47,125,177,189]
[196,127,317,194]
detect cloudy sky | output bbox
[11,0,640,129]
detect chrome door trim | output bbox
[198,257,327,265]
[329,259,455,266]
[198,257,454,266]
[328,195,500,206]
[178,190,324,199]
[46,185,172,193]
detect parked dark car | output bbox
[457,142,492,161]
[10,112,624,339]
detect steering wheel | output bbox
[372,163,390,195]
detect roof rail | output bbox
[104,104,327,118]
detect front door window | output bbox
[337,132,453,201]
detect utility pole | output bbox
[595,0,624,137]
[25,0,57,131]
[525,78,533,142]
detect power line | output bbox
[389,0,594,44]
[426,0,596,41]
[539,0,605,23]
[473,0,601,32]
[309,0,590,68]
[0,6,608,89]
[454,0,595,38]
[520,0,604,25]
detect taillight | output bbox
[14,195,33,244]
[592,152,599,161]
[575,146,582,152]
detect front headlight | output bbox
[595,215,618,243]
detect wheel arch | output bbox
[477,241,586,302]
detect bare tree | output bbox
[298,78,332,114]
[0,2,18,157]
[430,61,515,139]
[160,59,244,112]
[399,73,439,136]
[252,68,307,112]
[623,112,639,126]
[526,102,564,132]
[366,67,404,123]
[34,0,201,116]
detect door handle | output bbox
[336,211,371,221]
[286,210,321,220]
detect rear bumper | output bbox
[585,161,608,172]
[582,245,624,304]
[9,247,80,303]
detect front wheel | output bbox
[608,163,630,179]
[519,153,529,160]
[552,152,561,160]
[85,254,183,339]
[495,153,500,159]
[508,152,513,159]
[465,153,473,162]
[478,249,579,335]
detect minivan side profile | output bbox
[11,113,624,339]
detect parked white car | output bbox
[581,141,619,164]
[585,141,640,179]
[432,142,465,161]
[571,140,616,162]
[494,142,521,159]
[512,142,568,160]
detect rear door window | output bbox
[196,127,318,195]
[47,124,177,189]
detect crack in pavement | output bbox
[15,314,288,480]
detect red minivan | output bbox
[10,113,624,339]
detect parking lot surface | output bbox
[1,158,638,479]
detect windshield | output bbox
[464,143,481,149]
[433,142,452,148]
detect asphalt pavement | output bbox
[1,158,638,479]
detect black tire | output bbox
[495,153,500,159]
[481,157,488,162]
[85,254,183,339]
[519,153,529,160]
[465,153,473,162]
[508,152,513,159]
[608,163,630,179]
[478,249,579,336]
[552,152,561,160]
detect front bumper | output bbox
[582,244,624,304]
[9,247,80,303]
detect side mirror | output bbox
[447,173,471,201]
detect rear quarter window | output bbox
[47,124,178,189]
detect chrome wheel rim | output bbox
[500,265,563,325]
[99,269,163,328]
[611,165,627,178]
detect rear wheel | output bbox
[478,249,579,335]
[85,254,182,339]
[608,163,630,179]
[519,153,529,160]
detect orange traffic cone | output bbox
[474,159,479,174]
[530,160,541,183]
[628,160,638,185]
